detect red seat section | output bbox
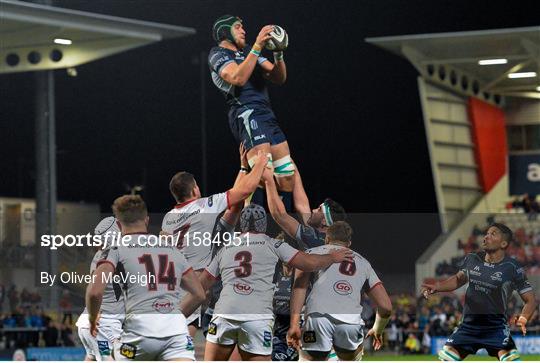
[468,98,507,193]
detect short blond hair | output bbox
[112,195,147,225]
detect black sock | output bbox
[279,191,293,213]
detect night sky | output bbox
[1,0,538,274]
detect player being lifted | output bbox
[161,145,268,336]
[287,221,392,361]
[422,223,537,361]
[77,217,123,361]
[208,15,296,210]
[198,204,354,361]
[87,195,206,361]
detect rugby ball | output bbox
[266,25,288,51]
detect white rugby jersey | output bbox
[76,248,125,329]
[97,233,192,338]
[205,232,299,321]
[305,244,381,325]
[161,192,230,270]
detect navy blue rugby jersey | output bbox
[459,252,532,326]
[208,45,271,110]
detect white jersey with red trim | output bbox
[76,249,125,329]
[305,244,381,325]
[161,192,230,270]
[96,233,192,338]
[205,232,299,321]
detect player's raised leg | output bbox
[270,140,295,191]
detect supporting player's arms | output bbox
[421,270,467,298]
[227,151,269,205]
[220,25,273,87]
[287,248,353,272]
[260,58,286,85]
[366,284,393,350]
[86,262,115,336]
[292,167,311,225]
[287,268,311,350]
[265,174,300,238]
[515,291,537,335]
[198,270,218,292]
[179,269,207,318]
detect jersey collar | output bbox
[175,198,197,209]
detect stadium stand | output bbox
[434,209,540,277]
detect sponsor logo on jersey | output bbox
[250,119,258,130]
[470,266,481,276]
[490,271,503,281]
[274,240,284,248]
[119,343,137,359]
[152,298,174,313]
[208,322,217,335]
[483,262,495,268]
[263,331,272,347]
[303,331,316,343]
[333,280,353,295]
[254,134,266,141]
[233,282,253,295]
[97,340,110,355]
[208,196,214,207]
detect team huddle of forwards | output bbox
[77,14,536,362]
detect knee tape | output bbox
[248,153,273,169]
[438,346,461,361]
[500,349,520,361]
[273,155,295,177]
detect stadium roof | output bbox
[366,26,540,100]
[0,0,196,74]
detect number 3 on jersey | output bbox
[234,251,252,278]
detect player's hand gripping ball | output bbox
[265,25,288,51]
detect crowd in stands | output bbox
[362,292,540,355]
[0,284,76,349]
[435,213,540,278]
[509,194,539,221]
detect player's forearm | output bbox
[265,177,287,215]
[289,288,307,327]
[180,293,204,318]
[268,58,286,84]
[86,285,103,323]
[292,168,311,219]
[520,302,536,321]
[298,254,333,272]
[434,275,462,292]
[231,161,265,202]
[519,294,537,321]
